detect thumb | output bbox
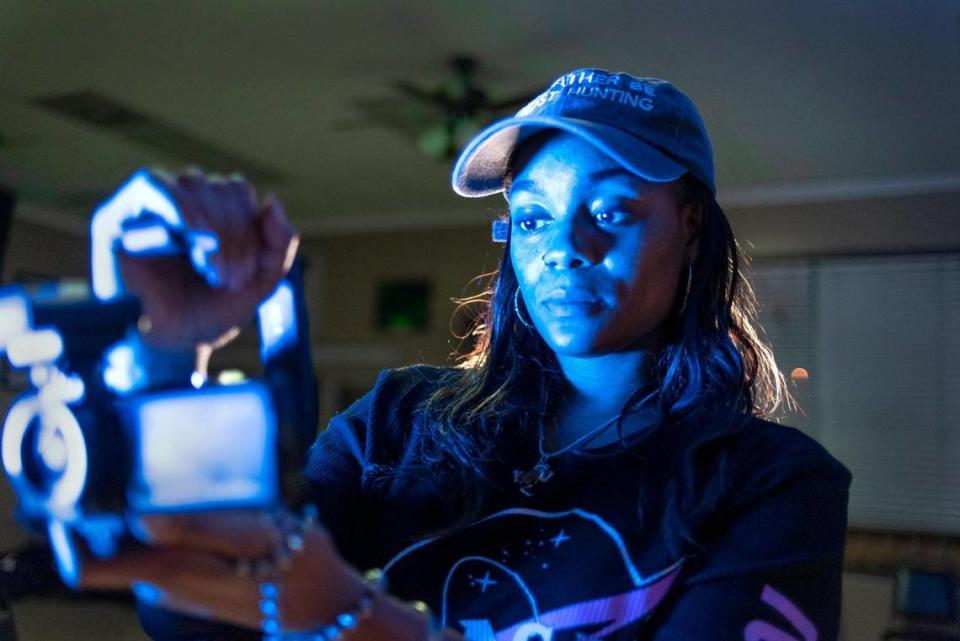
[260,195,299,273]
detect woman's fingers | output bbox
[129,511,279,558]
[77,517,351,634]
[79,545,262,630]
[204,176,259,291]
[257,195,300,289]
[222,174,260,290]
[261,194,294,252]
[179,170,235,290]
[123,167,299,347]
[79,544,222,590]
[147,168,297,293]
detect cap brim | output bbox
[451,115,688,198]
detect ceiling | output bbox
[1,0,959,235]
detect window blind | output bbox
[751,253,960,533]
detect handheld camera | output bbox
[0,170,317,586]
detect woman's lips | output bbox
[540,291,604,317]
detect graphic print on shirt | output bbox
[744,584,818,641]
[382,508,684,641]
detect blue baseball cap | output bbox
[451,68,715,197]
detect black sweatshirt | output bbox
[141,365,851,641]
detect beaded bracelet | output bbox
[261,567,385,641]
[252,507,441,641]
[410,599,444,641]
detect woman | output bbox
[82,69,850,641]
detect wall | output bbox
[729,190,960,258]
[304,224,495,421]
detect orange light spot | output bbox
[790,367,809,380]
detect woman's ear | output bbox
[681,200,703,263]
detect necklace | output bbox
[513,390,657,497]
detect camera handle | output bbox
[89,169,219,302]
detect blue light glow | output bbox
[38,403,87,515]
[132,581,162,605]
[102,342,144,394]
[119,224,174,254]
[119,220,221,287]
[2,394,88,521]
[125,382,278,511]
[2,396,35,480]
[7,329,63,368]
[93,170,224,300]
[39,369,85,405]
[48,519,79,588]
[38,425,68,472]
[91,170,182,301]
[258,281,297,360]
[75,515,124,558]
[0,287,31,353]
[491,219,509,243]
[186,230,220,287]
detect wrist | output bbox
[248,507,449,641]
[355,580,446,641]
[274,567,445,641]
[263,567,380,641]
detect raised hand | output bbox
[117,169,299,350]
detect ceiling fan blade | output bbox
[346,95,441,128]
[328,117,423,138]
[392,80,451,108]
[487,89,542,112]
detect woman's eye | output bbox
[592,210,629,225]
[512,211,549,232]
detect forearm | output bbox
[242,540,463,641]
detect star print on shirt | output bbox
[549,529,571,549]
[471,571,499,593]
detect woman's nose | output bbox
[541,216,605,269]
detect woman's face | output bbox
[508,132,699,356]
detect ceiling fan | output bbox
[340,54,540,160]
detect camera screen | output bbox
[125,382,279,512]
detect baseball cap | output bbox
[451,68,715,197]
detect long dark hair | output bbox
[414,134,792,531]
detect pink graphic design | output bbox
[743,584,817,641]
[492,565,681,641]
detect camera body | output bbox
[0,171,317,585]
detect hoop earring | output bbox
[514,288,533,329]
[678,263,693,316]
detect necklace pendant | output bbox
[513,459,554,497]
